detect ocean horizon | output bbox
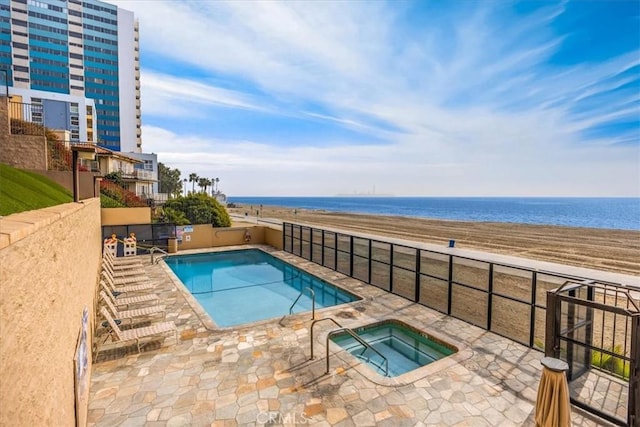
[227,196,640,231]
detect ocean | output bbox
[227,197,640,231]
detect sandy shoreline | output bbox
[229,204,640,276]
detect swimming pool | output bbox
[165,249,359,327]
[330,319,457,377]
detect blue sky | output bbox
[110,0,639,196]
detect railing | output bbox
[9,101,45,135]
[150,247,169,264]
[547,280,639,426]
[121,169,154,180]
[309,318,389,377]
[289,287,315,319]
[284,222,637,424]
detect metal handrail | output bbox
[150,246,169,264]
[289,287,315,319]
[309,318,389,377]
[310,317,343,359]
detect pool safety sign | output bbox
[177,226,193,244]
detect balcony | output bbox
[120,169,154,181]
[9,101,44,135]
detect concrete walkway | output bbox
[88,246,612,426]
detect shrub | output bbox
[163,193,231,226]
[100,179,147,207]
[591,345,630,379]
[157,207,190,225]
[100,193,125,208]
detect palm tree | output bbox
[197,177,206,193]
[197,177,212,194]
[189,173,198,193]
[215,177,219,193]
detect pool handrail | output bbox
[309,318,389,377]
[150,247,169,264]
[289,286,315,319]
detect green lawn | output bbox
[0,163,73,216]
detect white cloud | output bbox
[109,0,639,196]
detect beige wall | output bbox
[101,207,151,225]
[0,199,102,427]
[30,170,100,201]
[264,227,283,250]
[176,225,282,250]
[0,97,48,170]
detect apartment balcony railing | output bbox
[9,101,45,136]
[120,169,154,180]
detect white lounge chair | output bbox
[101,272,154,294]
[97,307,177,358]
[103,244,143,266]
[103,250,144,271]
[102,264,149,286]
[100,282,159,308]
[102,257,147,278]
[99,290,165,323]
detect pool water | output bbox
[165,249,359,327]
[331,320,457,377]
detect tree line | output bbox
[156,163,230,227]
[158,163,221,198]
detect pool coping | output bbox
[322,317,473,387]
[160,245,366,332]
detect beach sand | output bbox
[229,204,640,276]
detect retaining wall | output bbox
[0,198,102,426]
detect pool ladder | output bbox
[288,287,315,320]
[150,247,169,264]
[310,318,389,377]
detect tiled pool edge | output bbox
[160,245,369,332]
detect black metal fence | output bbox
[9,101,45,135]
[101,223,176,256]
[282,222,638,426]
[547,282,638,426]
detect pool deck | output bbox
[89,245,614,426]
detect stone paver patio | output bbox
[89,245,615,426]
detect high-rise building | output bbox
[0,0,141,152]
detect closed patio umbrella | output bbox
[535,357,571,427]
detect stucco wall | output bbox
[0,198,102,427]
[176,225,282,250]
[0,97,48,170]
[101,207,151,225]
[30,170,100,201]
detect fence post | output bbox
[529,271,537,348]
[545,291,559,358]
[487,263,494,331]
[414,249,421,303]
[388,244,394,293]
[349,236,354,277]
[367,239,372,284]
[630,314,639,427]
[447,255,453,315]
